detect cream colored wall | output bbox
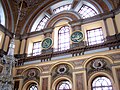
[115,13,120,33]
[14,40,20,54]
[106,18,116,35]
[14,49,120,90]
[0,30,5,49]
[3,36,9,51]
[26,35,44,55]
[20,39,26,54]
[81,20,107,41]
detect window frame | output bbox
[86,27,104,46]
[92,76,113,90]
[56,80,72,90]
[78,4,97,19]
[53,4,72,14]
[34,15,49,32]
[58,25,70,51]
[32,41,42,56]
[27,83,38,90]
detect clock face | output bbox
[41,37,53,49]
[71,31,84,43]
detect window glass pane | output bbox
[57,80,72,90]
[53,4,71,14]
[87,28,104,45]
[92,76,113,90]
[32,15,49,32]
[78,4,97,19]
[0,2,5,26]
[29,83,38,90]
[58,26,70,51]
[32,41,41,56]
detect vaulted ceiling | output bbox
[1,0,120,35]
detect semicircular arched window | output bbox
[92,76,113,90]
[27,83,38,90]
[56,80,72,90]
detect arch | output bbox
[1,0,14,32]
[46,11,81,28]
[0,1,5,26]
[50,61,74,73]
[21,0,60,34]
[88,72,115,90]
[83,55,113,68]
[21,66,42,75]
[51,76,72,90]
[22,80,38,90]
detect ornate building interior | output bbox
[0,0,120,90]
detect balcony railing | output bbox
[14,33,120,66]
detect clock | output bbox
[41,37,53,49]
[71,31,84,43]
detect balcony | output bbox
[15,33,120,66]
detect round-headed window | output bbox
[56,80,72,90]
[28,83,38,90]
[92,76,113,90]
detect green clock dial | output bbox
[42,37,53,49]
[71,31,84,43]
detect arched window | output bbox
[31,15,49,32]
[0,1,5,26]
[78,4,97,19]
[92,76,113,90]
[58,26,70,51]
[56,80,72,90]
[28,83,38,90]
[53,4,72,14]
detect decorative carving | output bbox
[23,68,40,84]
[92,59,106,69]
[76,73,84,90]
[71,31,84,43]
[51,64,72,82]
[86,58,111,77]
[28,69,36,77]
[57,65,67,74]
